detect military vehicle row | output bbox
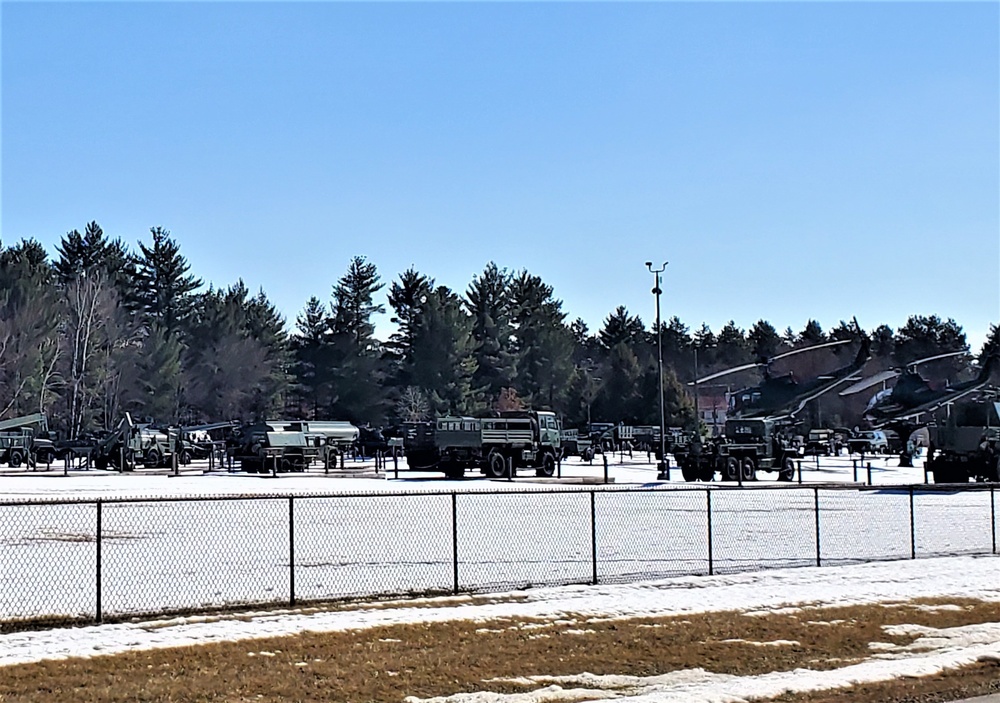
[0,413,365,474]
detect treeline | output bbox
[1,222,996,437]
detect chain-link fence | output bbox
[2,484,996,627]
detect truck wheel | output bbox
[536,453,556,478]
[740,457,756,482]
[144,448,162,468]
[443,462,465,479]
[179,450,192,465]
[8,450,23,468]
[724,457,739,481]
[778,457,796,482]
[582,447,594,462]
[486,451,507,478]
[699,465,716,482]
[681,461,698,482]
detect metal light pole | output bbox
[646,261,669,480]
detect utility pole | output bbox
[646,261,669,480]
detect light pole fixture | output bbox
[646,261,669,480]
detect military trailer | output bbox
[925,395,1000,483]
[717,418,799,482]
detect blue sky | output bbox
[2,2,998,350]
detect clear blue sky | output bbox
[2,2,998,351]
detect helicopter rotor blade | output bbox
[906,350,968,369]
[770,338,852,362]
[839,369,901,396]
[691,362,764,385]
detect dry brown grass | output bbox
[2,598,999,703]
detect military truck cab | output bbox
[926,398,1000,483]
[718,418,799,482]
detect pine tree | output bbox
[408,286,478,416]
[135,226,202,338]
[508,270,574,411]
[465,263,516,407]
[328,257,387,424]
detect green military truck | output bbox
[717,417,800,482]
[926,396,1000,483]
[410,410,562,479]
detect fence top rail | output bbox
[0,481,993,507]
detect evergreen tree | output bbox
[465,263,516,406]
[871,324,895,359]
[716,321,749,368]
[328,257,387,424]
[385,268,434,388]
[0,240,60,418]
[508,270,575,411]
[593,342,642,423]
[408,286,478,416]
[894,315,968,380]
[135,227,201,338]
[130,325,182,422]
[291,296,333,418]
[598,306,644,350]
[748,320,781,361]
[799,319,826,344]
[980,324,1000,362]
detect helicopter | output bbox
[694,334,871,422]
[841,351,999,423]
[839,350,1000,467]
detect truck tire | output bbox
[681,461,698,482]
[778,457,796,482]
[486,451,507,478]
[699,465,715,482]
[740,457,757,482]
[443,462,465,479]
[144,448,162,468]
[582,447,594,462]
[8,450,23,468]
[536,453,556,478]
[723,457,739,481]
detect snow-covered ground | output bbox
[2,554,1000,703]
[2,451,995,626]
[0,449,931,500]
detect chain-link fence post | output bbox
[706,488,714,576]
[451,492,459,594]
[909,485,916,559]
[813,487,821,567]
[590,491,597,585]
[289,496,296,606]
[993,486,997,555]
[603,453,608,484]
[96,500,103,623]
